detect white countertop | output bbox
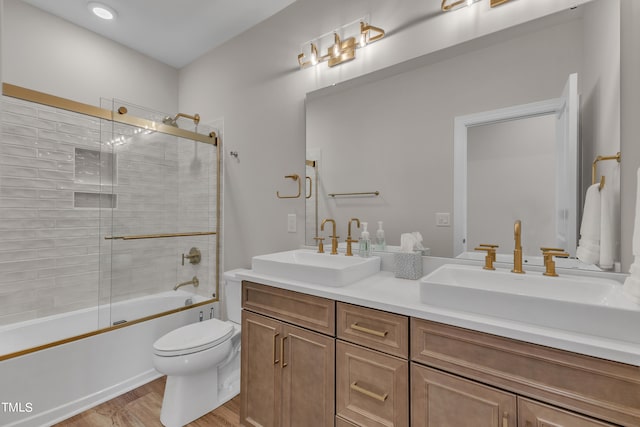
[238,258,640,367]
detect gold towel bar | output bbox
[105,231,216,240]
[328,191,380,197]
[592,152,621,190]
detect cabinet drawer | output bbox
[242,281,335,335]
[518,398,617,427]
[337,302,408,358]
[411,317,640,426]
[336,341,408,427]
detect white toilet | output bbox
[152,269,245,427]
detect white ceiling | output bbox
[20,0,296,68]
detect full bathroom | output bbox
[1,0,639,426]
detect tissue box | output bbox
[394,252,423,280]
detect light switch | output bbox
[287,214,297,232]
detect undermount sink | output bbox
[251,249,381,287]
[420,264,640,344]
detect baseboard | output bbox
[5,370,163,427]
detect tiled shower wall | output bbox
[0,95,218,326]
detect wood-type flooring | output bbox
[54,376,240,426]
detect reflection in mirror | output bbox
[467,116,557,258]
[454,74,582,267]
[305,0,620,271]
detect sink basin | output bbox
[420,264,640,344]
[251,249,381,287]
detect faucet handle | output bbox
[540,247,565,253]
[474,245,498,270]
[540,248,569,277]
[313,237,325,254]
[345,237,358,257]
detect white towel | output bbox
[599,177,616,269]
[623,168,640,303]
[576,183,601,265]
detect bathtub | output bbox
[0,291,217,427]
[0,290,206,356]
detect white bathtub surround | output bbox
[623,168,640,303]
[0,297,216,427]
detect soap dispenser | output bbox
[359,222,371,258]
[375,221,386,251]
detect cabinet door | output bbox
[337,341,409,427]
[240,311,282,427]
[411,363,517,427]
[281,323,335,427]
[518,398,617,427]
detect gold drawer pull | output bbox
[350,322,388,338]
[273,333,280,365]
[350,381,388,402]
[281,335,288,368]
[502,411,508,427]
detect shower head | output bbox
[161,112,201,128]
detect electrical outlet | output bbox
[287,213,297,232]
[436,212,450,227]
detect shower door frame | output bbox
[0,82,221,361]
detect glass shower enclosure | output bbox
[0,83,221,358]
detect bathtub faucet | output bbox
[174,276,199,291]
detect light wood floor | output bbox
[54,376,240,427]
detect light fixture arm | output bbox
[360,22,385,44]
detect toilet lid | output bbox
[153,318,234,356]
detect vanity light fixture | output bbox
[88,2,117,20]
[441,0,511,12]
[298,20,385,69]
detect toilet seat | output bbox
[153,318,233,357]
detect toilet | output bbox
[152,269,245,427]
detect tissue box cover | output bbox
[394,252,423,280]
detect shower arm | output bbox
[173,113,200,125]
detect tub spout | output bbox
[174,276,199,291]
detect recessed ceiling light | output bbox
[88,2,117,20]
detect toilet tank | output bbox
[223,269,247,324]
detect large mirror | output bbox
[305,0,621,271]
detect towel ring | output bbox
[277,174,301,199]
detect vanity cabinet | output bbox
[240,282,335,427]
[411,318,636,427]
[240,280,638,427]
[335,302,409,427]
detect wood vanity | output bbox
[239,280,640,427]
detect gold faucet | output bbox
[174,276,199,291]
[541,247,570,277]
[512,220,525,274]
[321,218,339,255]
[475,244,498,270]
[345,218,361,256]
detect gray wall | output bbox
[3,0,635,271]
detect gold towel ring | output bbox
[277,174,301,199]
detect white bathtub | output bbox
[0,290,206,356]
[0,291,218,427]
